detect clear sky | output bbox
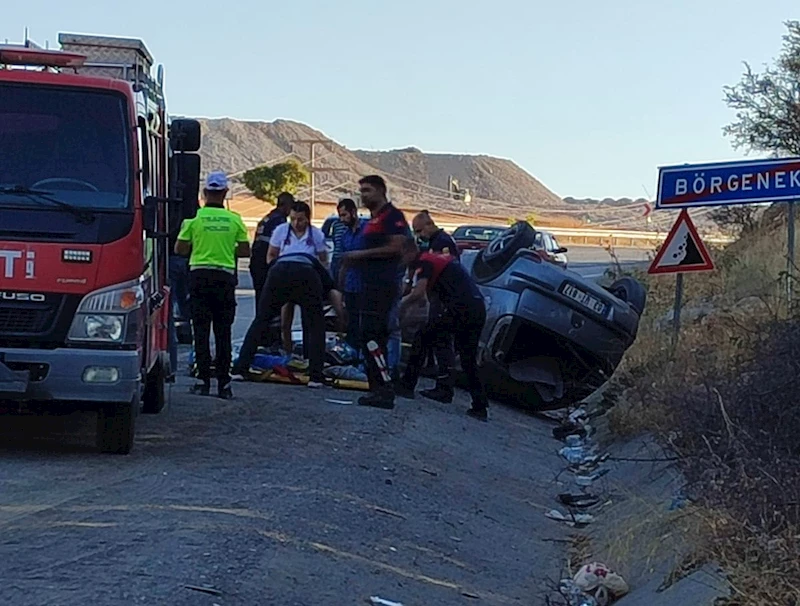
[4,0,798,198]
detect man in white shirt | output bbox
[265,200,328,355]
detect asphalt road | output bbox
[0,244,639,605]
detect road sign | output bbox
[656,157,800,209]
[648,209,714,275]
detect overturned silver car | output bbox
[457,222,646,411]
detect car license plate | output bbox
[562,283,607,315]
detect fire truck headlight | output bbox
[85,315,124,341]
[69,314,125,342]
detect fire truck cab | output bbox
[0,34,201,454]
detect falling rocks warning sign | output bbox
[648,209,715,275]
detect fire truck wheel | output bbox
[142,358,167,414]
[97,394,139,455]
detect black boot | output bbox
[189,380,210,396]
[358,385,395,410]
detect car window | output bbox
[533,233,544,248]
[551,235,561,251]
[454,226,504,241]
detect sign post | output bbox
[788,201,795,303]
[648,209,716,349]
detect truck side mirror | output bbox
[143,196,182,239]
[169,119,201,153]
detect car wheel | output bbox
[609,277,647,315]
[97,394,139,455]
[482,221,536,270]
[142,356,167,414]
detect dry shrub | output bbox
[607,218,800,605]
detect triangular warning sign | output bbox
[648,209,715,275]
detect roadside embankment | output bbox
[596,212,800,605]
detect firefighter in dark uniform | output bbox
[410,211,460,382]
[396,239,489,421]
[250,191,294,304]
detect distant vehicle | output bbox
[451,225,507,252]
[454,222,646,411]
[532,230,569,269]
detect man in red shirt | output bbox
[396,239,489,421]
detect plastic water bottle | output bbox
[560,446,587,465]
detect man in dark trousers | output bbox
[340,175,409,410]
[175,171,250,399]
[250,191,293,304]
[409,210,460,380]
[396,239,489,421]
[232,253,344,389]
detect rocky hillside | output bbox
[195,117,682,229]
[196,118,568,220]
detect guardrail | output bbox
[241,219,734,249]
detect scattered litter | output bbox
[370,506,407,520]
[568,407,588,424]
[574,562,629,601]
[559,579,598,606]
[325,398,353,405]
[461,590,481,599]
[368,597,404,606]
[574,469,610,487]
[558,493,601,509]
[669,490,689,510]
[545,509,594,526]
[184,585,222,596]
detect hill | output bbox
[196,118,568,221]
[195,117,688,230]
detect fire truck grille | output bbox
[0,303,58,335]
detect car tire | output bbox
[609,277,647,316]
[481,221,537,270]
[97,394,139,455]
[142,356,167,414]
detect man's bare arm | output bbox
[174,240,191,256]
[236,242,251,258]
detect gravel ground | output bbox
[0,362,572,605]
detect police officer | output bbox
[396,239,489,421]
[250,191,294,304]
[175,171,251,399]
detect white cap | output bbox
[205,171,228,191]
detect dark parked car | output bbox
[452,225,507,252]
[456,222,646,411]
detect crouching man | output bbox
[232,252,344,389]
[395,239,489,421]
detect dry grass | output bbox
[605,211,800,605]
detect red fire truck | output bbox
[0,34,201,454]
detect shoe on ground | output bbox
[308,376,334,389]
[420,387,454,404]
[393,383,416,399]
[358,392,395,410]
[217,383,234,400]
[189,382,210,396]
[466,407,488,422]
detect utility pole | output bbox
[291,138,349,219]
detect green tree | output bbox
[242,160,310,203]
[718,20,800,234]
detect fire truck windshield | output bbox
[0,83,131,211]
